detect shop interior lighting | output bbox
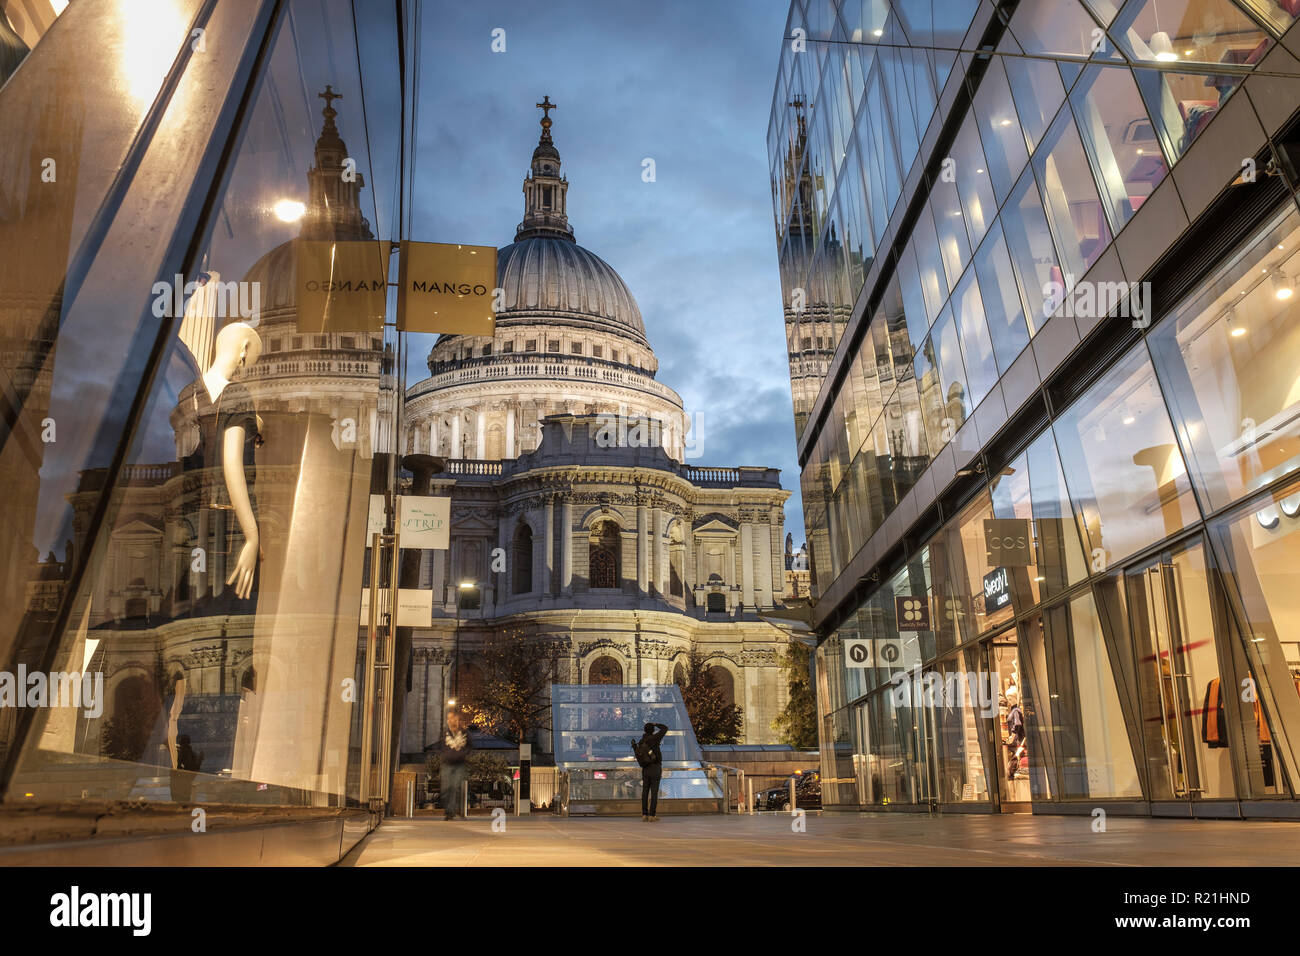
[273,198,306,222]
[1272,271,1293,300]
[1150,31,1178,61]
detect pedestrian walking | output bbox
[631,721,668,821]
[439,710,473,820]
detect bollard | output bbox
[463,779,469,818]
[789,777,796,812]
[747,777,754,814]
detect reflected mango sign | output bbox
[398,241,496,335]
[295,239,390,332]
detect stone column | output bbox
[450,414,461,459]
[475,408,486,460]
[636,503,648,596]
[544,496,555,598]
[504,405,515,459]
[741,522,755,609]
[429,419,438,457]
[652,507,665,596]
[757,519,774,609]
[561,500,573,593]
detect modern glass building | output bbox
[769,0,1300,816]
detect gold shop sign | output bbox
[295,239,390,332]
[397,241,496,335]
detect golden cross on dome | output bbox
[536,95,557,121]
[319,85,343,110]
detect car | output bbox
[755,769,821,810]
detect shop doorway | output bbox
[985,630,1032,810]
[1125,539,1236,807]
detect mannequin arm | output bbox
[223,422,259,598]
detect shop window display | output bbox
[1054,344,1201,569]
[1148,204,1300,514]
[5,0,392,806]
[1209,477,1300,799]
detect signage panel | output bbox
[398,495,450,550]
[295,239,389,332]
[398,241,497,335]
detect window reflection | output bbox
[971,58,1030,203]
[1112,0,1273,68]
[972,221,1032,371]
[1054,344,1201,568]
[1002,167,1062,332]
[951,266,999,408]
[1070,64,1168,233]
[1045,590,1143,798]
[6,0,393,805]
[1209,479,1300,797]
[1033,109,1112,279]
[1148,204,1300,512]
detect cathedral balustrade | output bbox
[411,354,678,402]
[680,465,781,488]
[445,459,504,477]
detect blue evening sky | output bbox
[408,0,803,543]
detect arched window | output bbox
[708,665,736,709]
[589,520,621,589]
[672,662,686,686]
[588,656,623,685]
[512,523,533,595]
[707,592,726,613]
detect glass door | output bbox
[1125,539,1235,804]
[986,630,1033,809]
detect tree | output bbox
[773,639,818,750]
[675,651,743,745]
[465,626,557,745]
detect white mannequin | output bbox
[203,322,264,599]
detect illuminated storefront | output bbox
[771,0,1300,816]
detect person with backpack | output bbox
[631,721,668,821]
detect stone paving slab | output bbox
[342,812,1300,867]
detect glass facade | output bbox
[0,0,406,817]
[771,0,1300,813]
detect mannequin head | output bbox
[210,322,263,379]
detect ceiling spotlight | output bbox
[872,28,883,37]
[1225,308,1247,337]
[1273,272,1294,300]
[1150,31,1178,61]
[1122,414,1136,425]
[999,118,1013,127]
[273,198,306,222]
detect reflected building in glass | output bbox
[0,0,403,863]
[771,0,1300,815]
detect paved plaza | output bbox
[341,811,1300,867]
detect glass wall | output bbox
[777,0,1293,599]
[0,0,403,808]
[811,182,1300,810]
